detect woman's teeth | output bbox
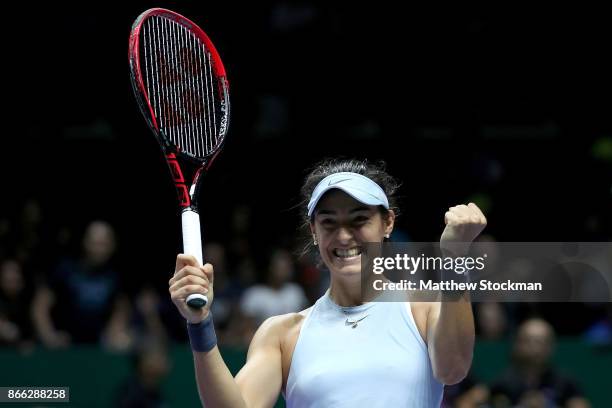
[333,248,361,258]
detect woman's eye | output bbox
[353,216,368,224]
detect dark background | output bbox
[1,2,611,406]
[3,1,611,281]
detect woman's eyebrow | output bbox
[350,206,371,214]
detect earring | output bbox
[313,236,318,246]
[385,234,390,239]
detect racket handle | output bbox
[181,208,208,309]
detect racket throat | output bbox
[166,153,204,208]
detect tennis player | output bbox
[169,159,486,407]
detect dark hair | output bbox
[298,158,401,257]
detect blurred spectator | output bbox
[115,339,170,408]
[1,199,52,277]
[443,370,490,408]
[490,318,590,408]
[476,302,508,340]
[583,303,612,347]
[31,220,132,351]
[131,287,168,345]
[295,248,324,305]
[218,308,258,349]
[0,258,35,348]
[201,242,255,348]
[0,217,11,261]
[14,199,44,263]
[227,205,259,288]
[205,242,243,329]
[228,204,253,261]
[235,256,257,289]
[240,248,308,324]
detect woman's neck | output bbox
[328,274,391,306]
[328,283,362,306]
[328,277,374,306]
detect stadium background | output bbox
[1,1,611,407]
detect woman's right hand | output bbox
[169,254,214,324]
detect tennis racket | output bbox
[129,8,230,308]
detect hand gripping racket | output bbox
[129,8,230,308]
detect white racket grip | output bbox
[181,209,208,308]
[181,209,203,265]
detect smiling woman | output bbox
[169,158,485,408]
[300,161,398,292]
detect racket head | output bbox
[129,8,230,164]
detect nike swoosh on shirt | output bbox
[345,315,368,325]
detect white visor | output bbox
[307,172,389,218]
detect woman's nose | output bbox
[337,226,353,242]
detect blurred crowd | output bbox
[1,2,610,406]
[0,201,318,352]
[1,199,610,407]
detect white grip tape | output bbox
[181,209,203,265]
[182,209,208,307]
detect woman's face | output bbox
[311,190,394,277]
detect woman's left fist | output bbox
[440,203,487,256]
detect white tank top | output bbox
[284,291,444,407]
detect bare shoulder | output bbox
[265,308,310,329]
[274,307,313,388]
[250,307,311,348]
[264,307,311,337]
[286,306,312,335]
[248,307,313,388]
[236,311,313,407]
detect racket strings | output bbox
[141,16,222,158]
